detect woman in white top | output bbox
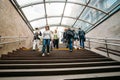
[42,26,52,56]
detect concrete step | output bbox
[0,58,113,64]
[0,61,119,69]
[0,65,120,77]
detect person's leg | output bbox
[79,39,82,48]
[74,40,77,49]
[81,39,84,48]
[76,40,80,49]
[53,39,55,48]
[50,41,52,51]
[69,38,73,52]
[80,39,84,48]
[32,40,36,50]
[42,39,46,56]
[46,39,50,54]
[36,39,40,50]
[54,39,56,48]
[56,39,59,49]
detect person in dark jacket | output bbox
[78,28,86,48]
[63,28,68,48]
[66,28,74,52]
[73,29,79,49]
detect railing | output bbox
[86,37,120,57]
[0,36,28,46]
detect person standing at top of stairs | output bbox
[32,28,42,51]
[42,26,52,56]
[78,28,86,49]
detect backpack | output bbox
[40,31,42,36]
[66,30,74,37]
[34,32,40,40]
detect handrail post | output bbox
[88,38,91,49]
[0,35,1,43]
[105,39,109,57]
[19,35,21,48]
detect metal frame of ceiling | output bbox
[10,0,120,33]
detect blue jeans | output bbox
[80,39,84,48]
[42,39,50,53]
[68,38,73,51]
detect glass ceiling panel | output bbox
[16,0,43,6]
[80,7,106,24]
[64,3,84,18]
[46,3,65,17]
[13,0,120,32]
[22,4,45,21]
[89,0,118,12]
[61,18,76,27]
[73,20,92,30]
[68,0,88,4]
[47,17,61,25]
[73,20,83,28]
[30,19,46,29]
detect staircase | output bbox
[0,47,120,80]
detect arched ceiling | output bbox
[10,0,120,32]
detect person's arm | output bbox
[42,31,45,39]
[57,32,60,39]
[50,31,53,40]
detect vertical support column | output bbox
[0,35,1,42]
[105,39,109,57]
[88,38,91,49]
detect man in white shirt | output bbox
[32,28,42,51]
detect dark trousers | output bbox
[80,39,84,48]
[53,39,59,49]
[68,38,73,51]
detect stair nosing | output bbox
[0,58,112,62]
[0,61,118,66]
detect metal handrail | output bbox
[87,37,120,41]
[86,37,120,57]
[0,39,25,45]
[0,36,28,39]
[88,40,120,47]
[0,36,28,45]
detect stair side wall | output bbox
[0,0,33,56]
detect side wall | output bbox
[0,0,33,55]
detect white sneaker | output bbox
[42,53,45,56]
[47,53,50,55]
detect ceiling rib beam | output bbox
[38,24,76,29]
[60,0,67,26]
[43,0,48,25]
